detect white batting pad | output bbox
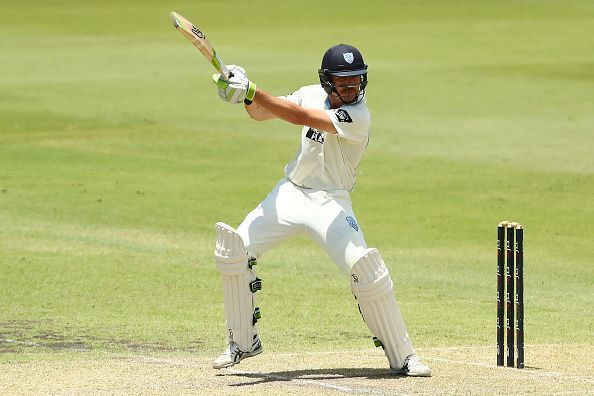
[214,222,261,351]
[350,248,414,369]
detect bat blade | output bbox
[170,11,230,79]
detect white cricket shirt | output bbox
[281,85,371,192]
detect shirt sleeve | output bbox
[325,105,371,143]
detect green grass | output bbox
[1,0,593,361]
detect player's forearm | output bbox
[244,100,277,121]
[252,88,307,126]
[252,88,337,133]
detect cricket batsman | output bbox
[210,44,431,376]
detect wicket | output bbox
[497,221,524,368]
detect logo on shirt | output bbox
[335,109,353,123]
[306,128,325,143]
[343,52,354,64]
[346,216,359,232]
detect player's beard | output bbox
[333,86,360,105]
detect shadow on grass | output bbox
[218,367,411,387]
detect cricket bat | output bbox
[170,11,230,80]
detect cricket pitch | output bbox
[1,344,592,395]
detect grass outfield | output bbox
[1,0,593,394]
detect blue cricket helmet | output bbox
[318,44,368,104]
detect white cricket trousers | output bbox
[237,178,368,275]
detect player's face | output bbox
[330,75,362,104]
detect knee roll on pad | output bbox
[214,222,261,351]
[350,248,414,369]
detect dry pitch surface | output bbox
[1,344,592,395]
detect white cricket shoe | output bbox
[390,354,432,377]
[212,335,262,369]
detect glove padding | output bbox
[228,65,248,80]
[213,64,256,105]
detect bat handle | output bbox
[213,53,230,80]
[220,65,231,80]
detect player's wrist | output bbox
[244,83,257,105]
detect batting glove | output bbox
[227,64,247,80]
[212,64,244,103]
[212,72,256,105]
